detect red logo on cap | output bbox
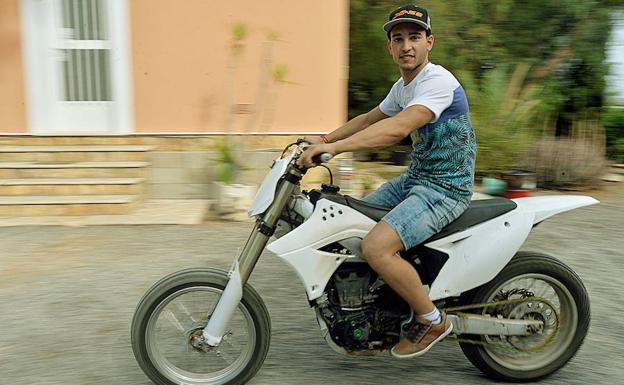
[393,10,423,19]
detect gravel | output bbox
[0,185,622,385]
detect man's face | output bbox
[387,23,433,74]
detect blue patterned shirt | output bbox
[379,63,476,201]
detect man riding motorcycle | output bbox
[299,4,477,358]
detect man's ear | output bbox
[427,35,434,52]
[387,40,392,55]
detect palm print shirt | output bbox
[379,63,477,201]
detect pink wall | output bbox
[0,0,27,133]
[130,0,349,133]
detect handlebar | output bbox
[312,152,333,165]
[296,138,333,165]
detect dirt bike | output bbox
[131,140,596,384]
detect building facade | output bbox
[1,0,349,135]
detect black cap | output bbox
[383,5,431,36]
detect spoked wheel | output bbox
[459,252,590,382]
[131,268,271,385]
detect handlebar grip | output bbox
[311,152,333,164]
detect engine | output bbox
[317,262,409,351]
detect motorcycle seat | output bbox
[342,195,518,242]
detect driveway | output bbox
[0,184,622,384]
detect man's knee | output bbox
[361,221,405,266]
[361,232,400,269]
[361,236,378,262]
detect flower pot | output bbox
[214,182,257,221]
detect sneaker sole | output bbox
[390,322,454,359]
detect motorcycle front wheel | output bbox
[459,252,590,382]
[131,268,271,385]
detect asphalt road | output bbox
[1,185,622,385]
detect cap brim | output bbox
[383,18,430,34]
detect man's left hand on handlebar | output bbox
[297,142,337,168]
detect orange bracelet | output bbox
[320,135,329,143]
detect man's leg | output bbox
[361,221,434,314]
[361,214,453,358]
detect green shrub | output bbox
[461,64,542,176]
[214,138,239,184]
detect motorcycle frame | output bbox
[203,147,599,346]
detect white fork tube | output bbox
[202,261,243,346]
[202,167,303,346]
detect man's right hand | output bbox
[297,143,337,168]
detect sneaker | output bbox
[390,311,453,358]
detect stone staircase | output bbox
[603,163,624,183]
[0,145,151,216]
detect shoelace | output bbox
[402,319,431,342]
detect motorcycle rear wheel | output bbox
[459,252,590,382]
[131,268,271,385]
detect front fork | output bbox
[202,167,303,345]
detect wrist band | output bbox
[320,135,329,143]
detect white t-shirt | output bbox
[379,63,461,123]
[377,62,476,200]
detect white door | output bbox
[21,0,133,134]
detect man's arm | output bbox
[305,107,389,144]
[299,105,433,167]
[332,105,432,153]
[325,107,389,142]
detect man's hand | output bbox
[297,143,337,168]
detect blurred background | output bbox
[0,0,623,218]
[349,0,624,191]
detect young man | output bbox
[299,4,476,358]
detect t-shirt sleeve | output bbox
[405,73,455,123]
[378,80,402,117]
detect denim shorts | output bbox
[362,174,470,250]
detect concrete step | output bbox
[0,161,149,168]
[0,151,149,162]
[0,162,149,178]
[0,146,152,163]
[0,177,145,185]
[0,195,135,204]
[602,173,624,183]
[0,168,147,178]
[0,145,153,152]
[0,137,154,146]
[0,195,139,216]
[610,164,624,175]
[0,178,145,196]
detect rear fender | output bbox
[427,194,598,300]
[512,195,599,224]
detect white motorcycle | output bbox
[131,140,596,385]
